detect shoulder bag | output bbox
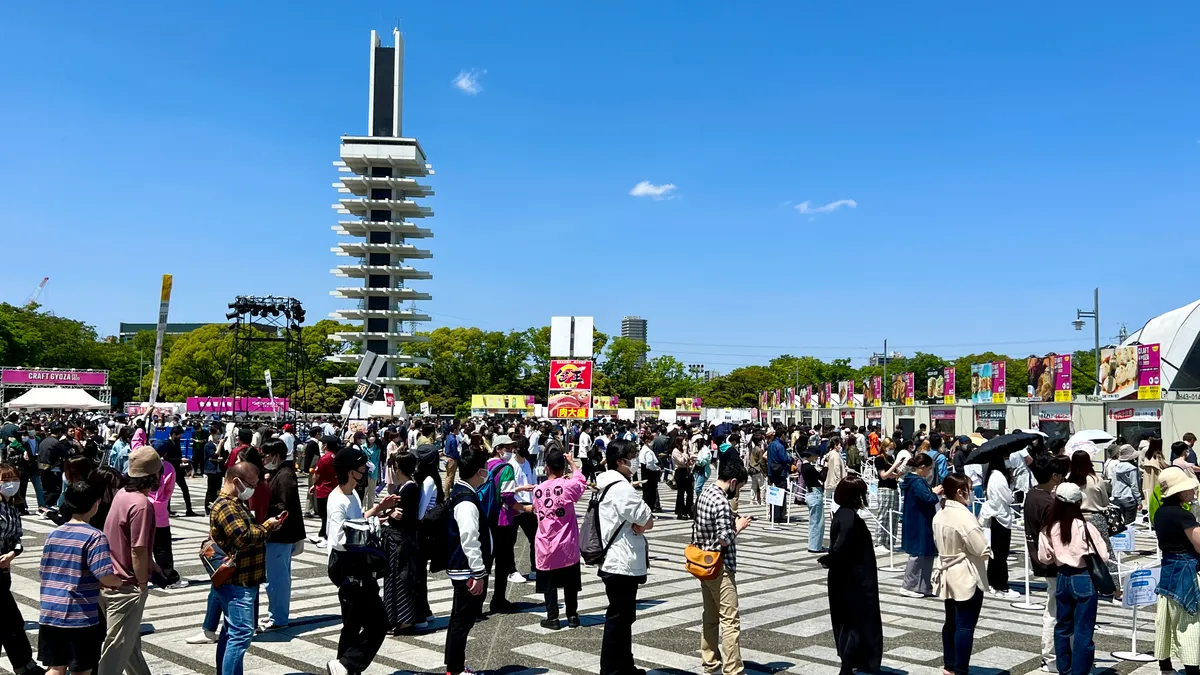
[199,535,237,587]
[1080,520,1116,596]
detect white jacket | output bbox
[978,470,1015,529]
[595,470,653,577]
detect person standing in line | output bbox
[822,475,883,675]
[1110,444,1142,525]
[638,434,662,513]
[209,462,282,675]
[900,454,941,598]
[148,444,185,589]
[766,429,790,523]
[978,456,1018,600]
[532,448,586,630]
[747,436,767,506]
[38,425,66,509]
[1068,448,1118,580]
[160,426,198,518]
[933,474,992,675]
[823,436,847,493]
[309,435,340,548]
[0,463,42,675]
[1150,467,1200,675]
[693,456,752,675]
[443,445,493,675]
[38,482,121,675]
[800,450,827,553]
[672,435,695,520]
[873,447,899,553]
[278,424,296,463]
[1142,440,1169,515]
[97,447,161,675]
[260,439,304,631]
[1024,453,1068,673]
[1037,482,1107,675]
[360,431,382,509]
[197,429,222,514]
[596,439,655,675]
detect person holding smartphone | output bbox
[261,440,305,631]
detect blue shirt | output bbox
[767,439,790,477]
[39,522,114,627]
[445,433,460,461]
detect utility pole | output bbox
[1074,288,1100,394]
[882,339,888,406]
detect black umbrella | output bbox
[964,431,1042,466]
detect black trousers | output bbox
[769,473,788,522]
[445,579,485,675]
[316,496,329,539]
[490,523,518,605]
[205,473,224,511]
[601,574,640,675]
[41,469,62,507]
[544,585,578,621]
[513,511,537,574]
[168,461,195,514]
[0,571,33,673]
[987,522,1011,592]
[674,468,694,516]
[641,468,661,511]
[153,526,179,585]
[337,579,388,674]
[413,552,431,621]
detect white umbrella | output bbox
[1067,429,1114,455]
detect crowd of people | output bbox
[1,408,1200,675]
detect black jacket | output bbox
[266,466,306,544]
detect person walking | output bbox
[900,454,941,597]
[444,445,493,675]
[597,439,655,675]
[1152,466,1200,675]
[310,435,340,548]
[97,447,162,675]
[532,448,587,630]
[672,436,695,520]
[933,474,991,675]
[209,461,282,675]
[261,439,304,631]
[1037,482,1107,675]
[0,463,41,675]
[692,456,751,675]
[821,475,882,675]
[978,456,1018,599]
[325,447,400,675]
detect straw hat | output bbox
[1160,467,1200,499]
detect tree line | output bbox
[1,303,1100,414]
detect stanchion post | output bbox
[1010,521,1044,611]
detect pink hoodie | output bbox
[532,470,588,571]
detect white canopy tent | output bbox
[1125,298,1200,392]
[339,397,407,420]
[6,387,110,410]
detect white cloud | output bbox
[452,69,485,95]
[629,180,677,200]
[794,199,857,215]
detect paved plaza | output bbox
[3,476,1170,675]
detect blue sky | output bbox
[2,2,1198,370]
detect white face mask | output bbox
[502,451,513,461]
[0,481,18,498]
[265,460,280,471]
[235,479,255,501]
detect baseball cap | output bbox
[333,447,368,471]
[320,434,343,451]
[127,446,163,478]
[1054,482,1083,504]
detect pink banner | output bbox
[2,369,108,387]
[186,397,289,413]
[943,367,956,404]
[1054,355,1072,402]
[991,361,1006,404]
[1138,344,1162,400]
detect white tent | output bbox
[1125,298,1200,392]
[6,387,109,410]
[339,398,407,420]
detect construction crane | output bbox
[24,277,48,308]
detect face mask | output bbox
[502,451,513,461]
[236,480,255,501]
[265,460,280,471]
[725,481,737,499]
[0,481,18,498]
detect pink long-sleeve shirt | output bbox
[148,460,176,528]
[1037,519,1109,570]
[532,470,587,571]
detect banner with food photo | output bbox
[471,394,535,410]
[548,360,593,391]
[902,372,915,405]
[1053,355,1072,402]
[845,379,855,408]
[785,387,795,409]
[1027,354,1055,402]
[593,395,619,410]
[943,366,956,405]
[991,361,1006,404]
[549,391,591,419]
[837,380,850,407]
[804,385,813,409]
[675,397,703,412]
[871,376,883,406]
[825,382,835,408]
[924,368,941,404]
[970,363,992,404]
[1100,346,1138,400]
[634,396,661,412]
[888,373,905,404]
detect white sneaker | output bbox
[326,659,348,675]
[873,545,889,554]
[897,589,924,598]
[507,571,527,584]
[167,579,190,590]
[185,629,218,644]
[991,589,1020,600]
[1039,664,1053,673]
[317,540,328,550]
[307,534,321,544]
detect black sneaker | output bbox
[566,615,581,629]
[539,618,561,631]
[489,600,518,614]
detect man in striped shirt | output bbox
[39,482,120,675]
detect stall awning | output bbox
[6,387,109,410]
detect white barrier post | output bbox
[881,508,901,572]
[1010,521,1044,611]
[1112,561,1156,662]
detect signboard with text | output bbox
[471,394,535,410]
[675,397,703,413]
[549,391,592,419]
[1100,344,1162,401]
[943,366,956,405]
[2,369,109,387]
[634,397,661,412]
[548,360,593,391]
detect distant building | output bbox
[118,322,211,343]
[704,370,721,382]
[621,316,648,367]
[868,351,903,367]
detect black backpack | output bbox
[421,500,450,573]
[328,518,387,586]
[579,482,625,567]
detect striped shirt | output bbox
[39,522,114,627]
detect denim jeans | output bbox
[1054,570,1098,675]
[202,588,222,633]
[214,584,257,675]
[807,489,824,551]
[264,543,293,626]
[942,588,983,675]
[29,474,44,509]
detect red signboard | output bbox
[549,391,592,419]
[549,360,593,391]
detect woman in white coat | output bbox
[933,473,992,675]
